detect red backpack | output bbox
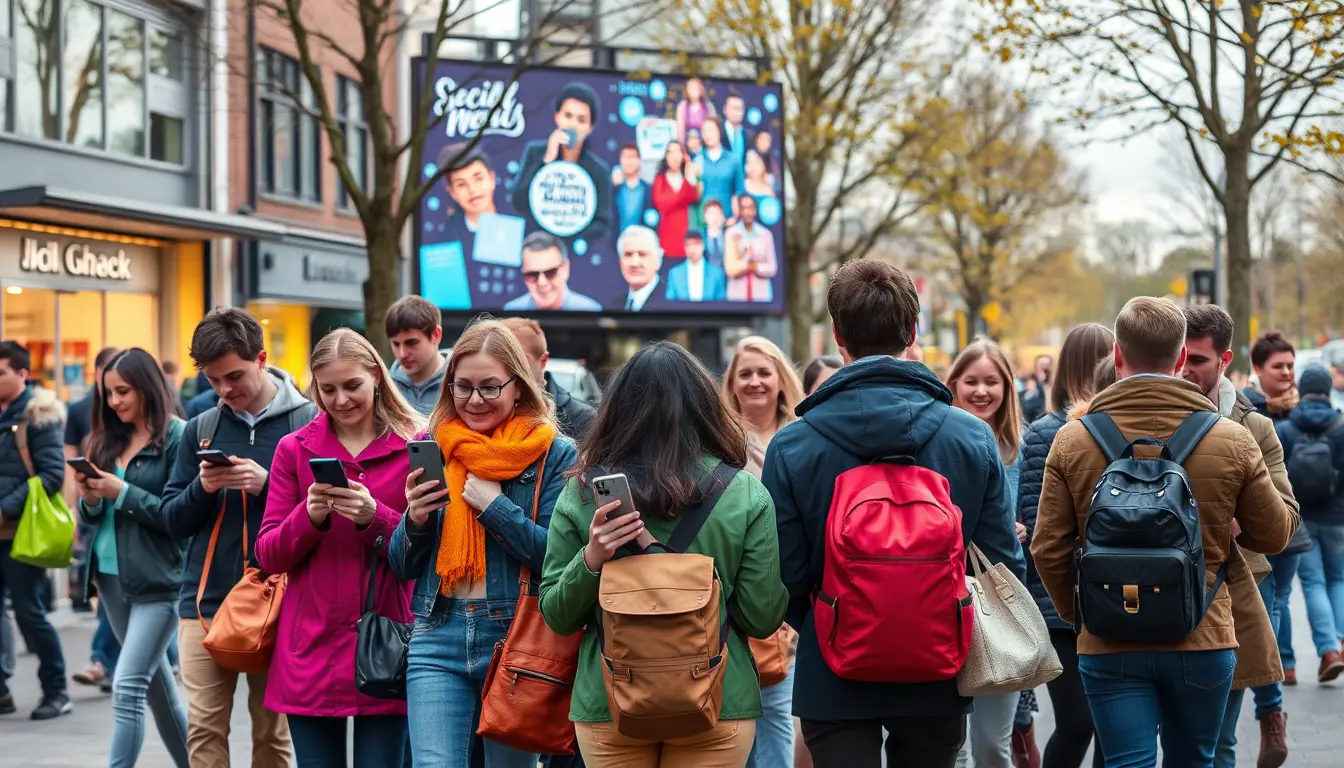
[813,459,974,682]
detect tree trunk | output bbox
[362,217,401,361]
[787,237,814,363]
[1222,156,1253,373]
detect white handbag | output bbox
[956,543,1063,696]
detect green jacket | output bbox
[539,460,788,722]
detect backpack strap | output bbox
[1203,560,1230,611]
[1164,410,1221,465]
[665,462,739,553]
[1080,414,1129,463]
[196,407,222,450]
[288,404,316,435]
[12,417,33,478]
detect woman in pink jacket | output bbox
[256,328,423,767]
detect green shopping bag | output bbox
[11,475,75,568]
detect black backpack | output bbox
[1076,410,1226,644]
[1286,416,1344,506]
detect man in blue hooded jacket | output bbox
[761,259,1023,768]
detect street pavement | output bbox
[4,588,1343,766]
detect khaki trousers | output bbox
[178,619,292,768]
[575,720,756,768]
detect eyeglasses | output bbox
[450,376,517,401]
[523,266,561,284]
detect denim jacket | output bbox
[388,435,577,617]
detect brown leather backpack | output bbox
[749,624,798,687]
[597,462,738,740]
[196,496,285,675]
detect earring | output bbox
[373,386,381,398]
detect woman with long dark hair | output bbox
[74,349,188,767]
[539,341,787,767]
[1018,323,1114,768]
[651,140,703,259]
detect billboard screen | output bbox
[413,61,786,315]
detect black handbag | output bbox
[1281,520,1316,557]
[355,538,413,700]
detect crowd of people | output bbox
[0,261,1328,768]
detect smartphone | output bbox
[309,458,350,489]
[591,473,637,521]
[197,449,234,467]
[561,127,578,147]
[408,440,448,502]
[66,457,102,478]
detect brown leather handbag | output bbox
[750,623,798,688]
[196,496,286,675]
[477,450,584,756]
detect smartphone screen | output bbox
[197,449,234,467]
[408,441,448,503]
[309,458,350,489]
[591,474,638,521]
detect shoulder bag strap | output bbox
[1165,410,1221,465]
[665,462,739,553]
[364,544,381,615]
[12,418,33,478]
[195,496,228,633]
[517,447,551,589]
[1080,414,1128,463]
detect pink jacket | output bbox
[256,414,413,717]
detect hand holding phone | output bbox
[584,474,645,571]
[197,449,234,467]
[309,458,350,489]
[406,440,450,527]
[66,457,102,479]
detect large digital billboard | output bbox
[413,61,786,314]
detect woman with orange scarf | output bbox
[387,320,577,767]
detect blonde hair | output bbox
[1115,297,1187,373]
[946,339,1021,465]
[309,329,423,441]
[428,319,556,435]
[722,335,805,428]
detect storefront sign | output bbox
[20,237,133,281]
[252,239,368,309]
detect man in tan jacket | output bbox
[1034,297,1296,766]
[1183,304,1300,768]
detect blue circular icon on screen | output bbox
[747,108,762,126]
[426,197,440,212]
[609,113,618,123]
[573,239,589,256]
[423,162,437,178]
[478,281,490,293]
[424,222,433,232]
[649,80,668,102]
[758,196,782,226]
[606,139,618,152]
[507,161,520,175]
[643,210,660,227]
[479,266,490,277]
[763,93,779,113]
[591,253,601,266]
[492,281,503,294]
[619,97,645,127]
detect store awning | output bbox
[0,185,291,242]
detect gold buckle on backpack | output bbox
[1123,585,1140,614]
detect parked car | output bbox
[546,358,603,405]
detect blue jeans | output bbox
[1079,650,1235,768]
[97,574,188,768]
[747,662,795,768]
[1214,688,1244,768]
[1266,554,1299,670]
[405,600,537,768]
[1296,521,1344,657]
[288,713,408,767]
[92,599,122,671]
[0,540,66,697]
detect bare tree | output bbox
[979,0,1344,367]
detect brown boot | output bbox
[1011,722,1042,768]
[1258,711,1288,768]
[1319,650,1344,683]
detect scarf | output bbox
[433,415,556,595]
[1267,387,1300,416]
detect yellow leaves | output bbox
[1252,6,1262,18]
[999,46,1013,62]
[1240,31,1254,45]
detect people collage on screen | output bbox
[428,74,782,312]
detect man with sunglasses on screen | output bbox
[503,231,601,311]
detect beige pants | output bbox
[575,720,756,768]
[178,619,292,768]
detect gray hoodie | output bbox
[391,356,447,416]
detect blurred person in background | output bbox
[386,296,449,417]
[1244,333,1297,423]
[802,355,843,396]
[503,318,595,441]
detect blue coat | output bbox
[665,259,728,302]
[1017,411,1070,630]
[761,356,1025,720]
[1276,396,1344,525]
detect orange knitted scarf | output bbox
[433,415,556,595]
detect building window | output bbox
[259,48,320,203]
[5,0,188,163]
[336,76,369,208]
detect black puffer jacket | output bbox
[1018,410,1069,630]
